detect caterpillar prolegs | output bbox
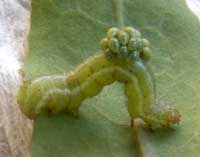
[17,26,180,128]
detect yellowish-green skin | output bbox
[17,27,180,128]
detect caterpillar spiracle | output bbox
[17,26,180,128]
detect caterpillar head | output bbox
[100,27,152,62]
[146,102,181,129]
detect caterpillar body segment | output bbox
[20,76,67,118]
[73,53,114,85]
[115,67,143,117]
[17,80,31,116]
[30,66,144,120]
[36,88,70,114]
[17,26,180,128]
[127,60,155,112]
[79,72,104,98]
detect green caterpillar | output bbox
[17,26,180,128]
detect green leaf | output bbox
[24,0,200,156]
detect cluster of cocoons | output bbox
[100,27,152,62]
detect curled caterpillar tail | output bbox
[17,26,180,129]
